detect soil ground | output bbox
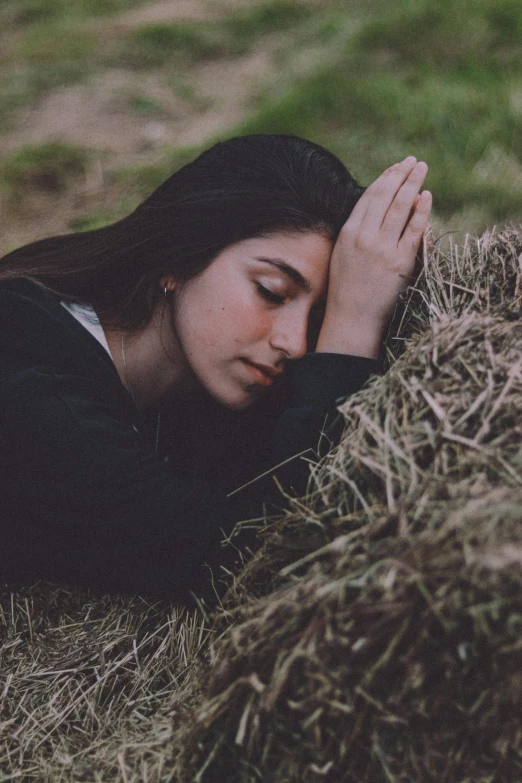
[0,0,300,253]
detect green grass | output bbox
[68,205,131,232]
[111,146,203,201]
[0,1,314,119]
[67,147,206,232]
[1,20,99,109]
[0,75,33,132]
[234,0,522,226]
[2,142,90,201]
[113,22,230,70]
[110,2,312,69]
[11,20,98,97]
[222,0,312,53]
[0,0,144,27]
[128,95,163,115]
[19,21,96,65]
[356,0,522,73]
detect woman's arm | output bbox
[262,159,431,496]
[316,157,432,358]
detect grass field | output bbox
[0,0,520,253]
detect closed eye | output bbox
[256,282,286,305]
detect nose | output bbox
[269,306,309,360]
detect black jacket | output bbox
[0,278,380,600]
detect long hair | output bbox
[0,134,364,330]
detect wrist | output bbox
[315,314,384,360]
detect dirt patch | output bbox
[111,0,254,27]
[0,41,273,253]
[2,71,196,160]
[0,0,290,253]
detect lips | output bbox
[241,359,283,387]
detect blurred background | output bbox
[0,0,521,255]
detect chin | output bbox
[221,394,258,411]
[207,384,260,411]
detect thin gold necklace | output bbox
[121,329,161,453]
[121,329,136,405]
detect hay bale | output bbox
[172,228,522,782]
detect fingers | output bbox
[345,156,416,232]
[399,189,432,255]
[381,161,429,238]
[356,156,419,236]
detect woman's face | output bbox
[170,231,333,410]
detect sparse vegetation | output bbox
[128,94,163,114]
[113,2,312,70]
[238,0,522,227]
[357,0,522,72]
[0,0,143,27]
[221,0,312,52]
[113,22,229,69]
[109,145,203,203]
[19,21,97,65]
[2,142,90,202]
[1,0,519,250]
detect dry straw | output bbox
[1,228,522,781]
[0,583,208,780]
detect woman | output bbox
[0,135,431,602]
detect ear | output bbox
[159,275,177,293]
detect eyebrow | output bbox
[254,257,312,294]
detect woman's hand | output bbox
[316,156,432,359]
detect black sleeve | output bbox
[0,356,233,602]
[274,352,381,458]
[267,352,381,497]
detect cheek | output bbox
[177,284,273,354]
[213,295,274,347]
[231,305,274,346]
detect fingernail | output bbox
[403,155,417,165]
